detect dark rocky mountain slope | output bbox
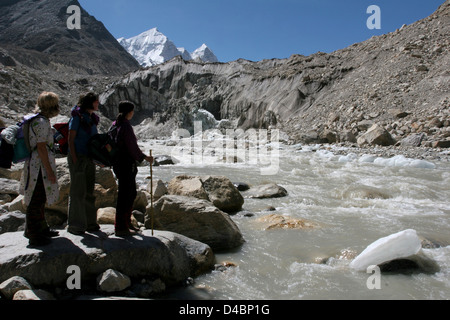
[0,0,139,126]
[0,0,139,76]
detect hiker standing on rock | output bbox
[67,92,101,235]
[20,92,60,247]
[111,101,153,237]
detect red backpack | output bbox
[53,122,69,156]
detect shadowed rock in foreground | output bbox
[0,225,215,287]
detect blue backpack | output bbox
[0,114,44,167]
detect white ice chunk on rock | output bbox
[349,229,422,271]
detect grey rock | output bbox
[13,289,55,301]
[147,179,168,201]
[167,175,244,213]
[0,178,20,196]
[0,225,215,287]
[201,175,244,213]
[400,133,426,147]
[167,175,210,201]
[96,269,131,293]
[357,124,396,147]
[153,155,176,166]
[243,183,288,199]
[0,211,25,235]
[0,276,33,300]
[147,195,244,251]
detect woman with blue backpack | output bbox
[67,92,101,235]
[19,92,60,247]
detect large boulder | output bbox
[167,175,244,213]
[167,175,209,200]
[0,225,215,287]
[146,195,244,251]
[357,123,396,147]
[201,176,244,213]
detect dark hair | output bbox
[78,92,99,111]
[116,101,135,122]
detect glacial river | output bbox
[136,137,450,300]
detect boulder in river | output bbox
[254,214,319,230]
[167,175,244,213]
[146,195,244,251]
[243,183,288,199]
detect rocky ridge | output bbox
[99,1,449,154]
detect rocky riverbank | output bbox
[299,142,450,163]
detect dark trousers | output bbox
[67,153,97,233]
[113,161,138,231]
[24,171,49,239]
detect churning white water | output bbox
[136,138,450,300]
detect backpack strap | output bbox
[108,123,119,142]
[23,114,47,154]
[25,114,55,157]
[72,106,98,134]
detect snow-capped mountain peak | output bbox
[118,28,218,67]
[191,44,219,63]
[118,28,181,67]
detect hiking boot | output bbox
[87,224,101,232]
[115,229,139,237]
[67,228,86,236]
[44,229,60,238]
[28,236,52,247]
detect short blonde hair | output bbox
[35,92,60,118]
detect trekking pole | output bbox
[150,150,154,236]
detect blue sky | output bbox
[78,0,444,62]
